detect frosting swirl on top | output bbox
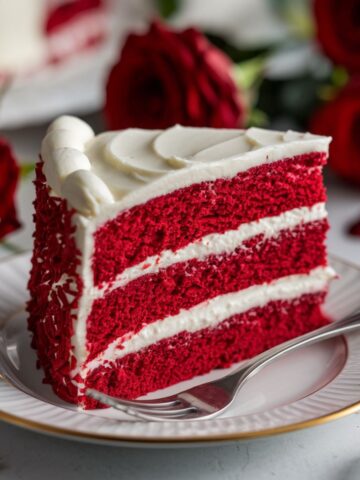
[41,116,330,217]
[104,129,172,177]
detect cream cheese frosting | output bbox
[41,116,331,218]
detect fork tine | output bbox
[86,389,196,421]
[86,389,194,414]
[86,389,156,421]
[130,405,196,416]
[126,399,181,408]
[105,397,184,409]
[86,389,180,409]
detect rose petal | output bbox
[314,0,360,71]
[311,78,360,184]
[0,139,20,240]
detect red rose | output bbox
[0,139,20,240]
[105,22,245,130]
[311,77,360,184]
[314,0,360,71]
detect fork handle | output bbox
[229,311,360,392]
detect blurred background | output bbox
[0,0,359,263]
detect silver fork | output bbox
[86,312,360,421]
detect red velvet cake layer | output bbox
[93,152,327,286]
[27,164,82,403]
[84,292,328,406]
[86,220,328,359]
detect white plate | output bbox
[0,1,151,130]
[0,253,359,447]
[0,42,115,130]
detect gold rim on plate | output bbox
[0,399,360,444]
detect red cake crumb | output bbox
[93,152,327,286]
[84,293,328,407]
[27,163,82,403]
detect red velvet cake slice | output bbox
[27,116,335,407]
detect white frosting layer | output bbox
[83,266,335,375]
[62,170,114,217]
[41,116,331,218]
[94,203,327,297]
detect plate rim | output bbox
[0,390,359,446]
[0,251,360,446]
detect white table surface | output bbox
[1,116,360,480]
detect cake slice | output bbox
[27,116,335,407]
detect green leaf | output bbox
[232,55,267,91]
[247,109,269,128]
[0,241,23,254]
[331,67,349,88]
[155,0,181,19]
[20,163,35,178]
